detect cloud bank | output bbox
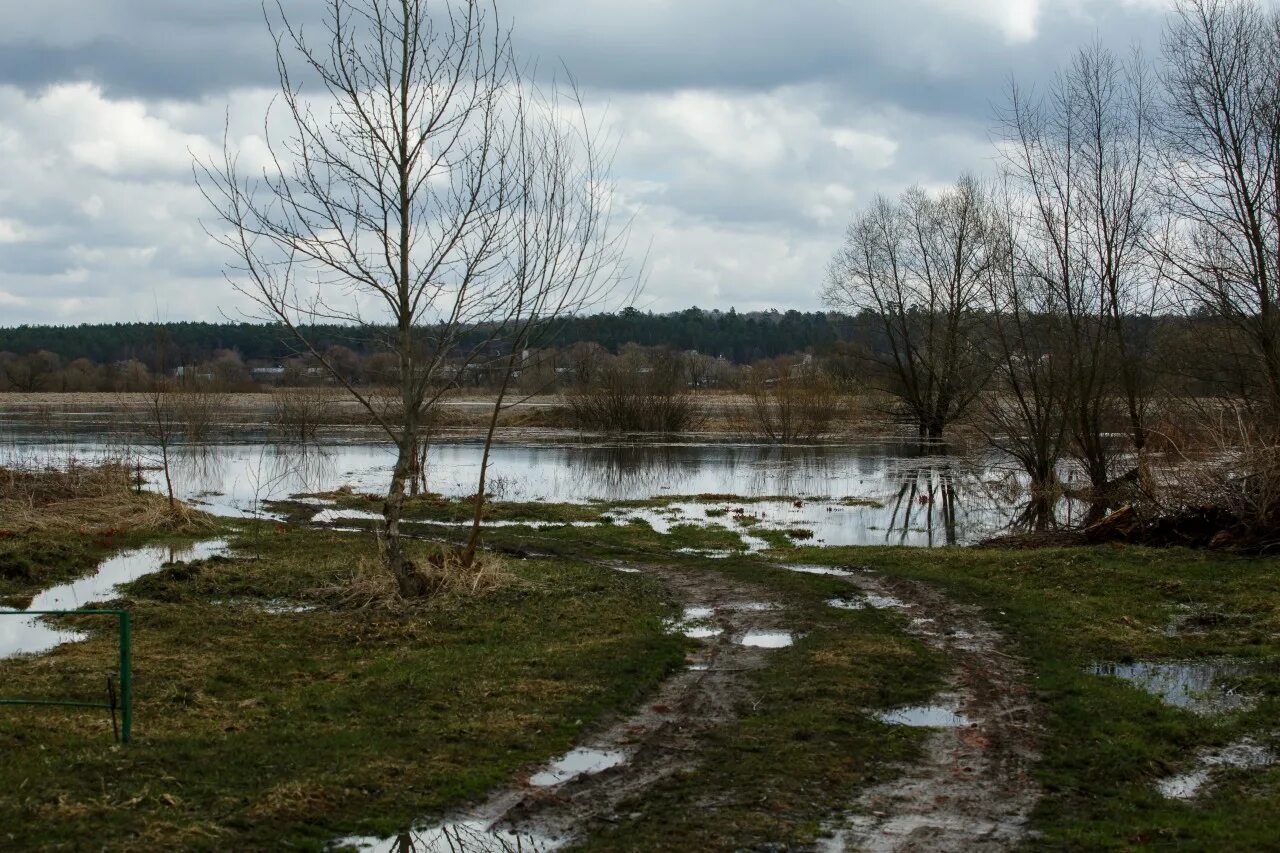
[0,0,1173,323]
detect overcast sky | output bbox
[0,0,1177,325]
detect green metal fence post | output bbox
[118,610,132,743]
[0,608,133,743]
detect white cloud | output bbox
[0,219,30,244]
[932,0,1043,41]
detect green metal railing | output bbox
[0,609,132,743]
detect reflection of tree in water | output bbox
[879,446,1084,544]
[172,440,337,511]
[375,821,551,852]
[562,443,856,500]
[741,445,843,497]
[882,451,964,546]
[563,443,711,498]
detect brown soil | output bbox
[819,567,1040,851]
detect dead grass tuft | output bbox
[314,546,517,610]
[0,459,132,503]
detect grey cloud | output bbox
[2,2,1168,111]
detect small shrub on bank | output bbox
[567,355,702,433]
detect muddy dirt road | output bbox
[341,559,1039,852]
[818,567,1040,852]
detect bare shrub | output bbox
[1153,408,1280,544]
[171,381,229,443]
[270,387,334,441]
[744,360,849,442]
[315,546,513,611]
[567,353,702,434]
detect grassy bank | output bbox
[0,525,687,850]
[791,543,1280,849]
[0,463,214,606]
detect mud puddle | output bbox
[739,630,794,648]
[333,819,560,852]
[879,697,971,728]
[813,566,1040,852]
[529,749,628,787]
[1,539,230,658]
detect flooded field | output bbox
[1,539,229,658]
[0,426,1087,546]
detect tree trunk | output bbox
[383,431,431,598]
[159,440,175,512]
[463,350,519,567]
[926,417,946,445]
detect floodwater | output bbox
[0,539,229,658]
[1088,660,1256,715]
[0,427,1089,546]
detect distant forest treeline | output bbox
[0,308,866,367]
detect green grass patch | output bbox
[0,525,687,851]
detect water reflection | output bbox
[1088,659,1256,715]
[334,821,559,852]
[1,539,229,657]
[0,429,1087,545]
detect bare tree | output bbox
[460,84,630,565]
[1159,0,1280,426]
[198,0,621,594]
[126,331,182,512]
[980,198,1074,519]
[826,177,995,443]
[998,44,1162,495]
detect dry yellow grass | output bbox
[0,461,210,537]
[312,545,518,610]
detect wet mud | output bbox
[817,567,1041,852]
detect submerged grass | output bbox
[0,524,687,851]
